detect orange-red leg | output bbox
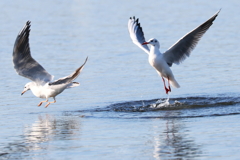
[167,77,171,93]
[45,98,56,108]
[38,99,48,107]
[162,77,171,94]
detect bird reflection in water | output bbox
[153,112,202,159]
[25,114,81,143]
[1,114,81,159]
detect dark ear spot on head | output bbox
[155,40,157,43]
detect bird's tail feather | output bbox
[67,82,80,89]
[169,78,180,88]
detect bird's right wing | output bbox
[163,10,220,66]
[13,21,53,84]
[49,57,88,86]
[128,17,150,54]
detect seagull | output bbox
[128,10,220,94]
[13,21,88,108]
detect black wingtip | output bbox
[213,9,221,18]
[80,56,88,68]
[84,56,88,64]
[18,21,31,36]
[209,9,221,23]
[212,9,221,20]
[214,9,221,19]
[24,21,31,30]
[26,21,31,25]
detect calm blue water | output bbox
[0,0,240,159]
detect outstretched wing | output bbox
[49,57,88,86]
[128,17,150,54]
[163,10,220,66]
[13,21,53,83]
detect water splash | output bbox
[151,98,170,108]
[141,95,145,108]
[151,93,170,108]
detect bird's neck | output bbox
[150,45,161,55]
[30,84,46,98]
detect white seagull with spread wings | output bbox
[13,21,88,108]
[128,10,220,94]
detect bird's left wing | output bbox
[49,57,88,86]
[163,10,220,66]
[13,21,53,83]
[128,17,150,54]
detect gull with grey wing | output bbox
[13,21,88,108]
[128,10,220,94]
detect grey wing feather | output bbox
[49,57,88,86]
[13,21,53,83]
[128,17,150,54]
[163,10,220,66]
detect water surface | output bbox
[0,0,240,159]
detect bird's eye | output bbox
[150,40,153,42]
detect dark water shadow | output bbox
[105,96,240,112]
[73,96,240,119]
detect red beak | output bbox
[142,42,149,45]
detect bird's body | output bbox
[27,82,72,99]
[148,40,180,90]
[148,41,180,91]
[128,10,220,94]
[13,21,88,107]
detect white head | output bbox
[142,38,160,48]
[21,82,33,95]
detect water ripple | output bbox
[74,96,240,118]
